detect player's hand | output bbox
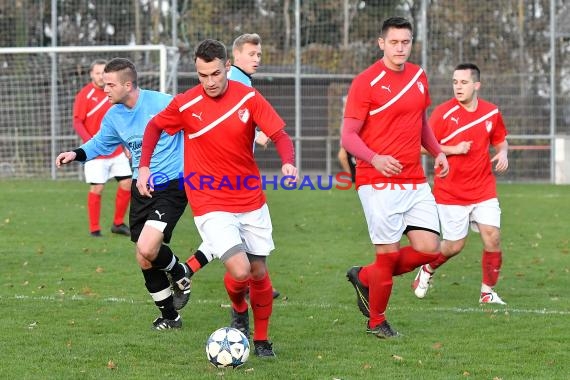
[55,151,76,168]
[136,166,153,198]
[281,163,298,186]
[434,152,449,178]
[491,151,508,173]
[371,154,402,177]
[453,141,472,155]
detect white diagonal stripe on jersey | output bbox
[370,71,386,87]
[187,91,256,140]
[179,95,203,112]
[369,68,424,116]
[442,105,460,120]
[86,88,95,98]
[86,97,108,118]
[440,108,499,144]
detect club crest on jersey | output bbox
[485,120,493,132]
[238,108,250,123]
[417,81,424,94]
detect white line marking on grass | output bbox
[6,294,570,316]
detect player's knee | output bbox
[248,255,267,279]
[411,239,440,253]
[481,228,501,251]
[250,265,267,280]
[136,252,152,269]
[229,267,250,281]
[441,239,465,255]
[136,242,157,261]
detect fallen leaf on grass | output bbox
[107,360,117,370]
[391,355,403,361]
[432,342,443,350]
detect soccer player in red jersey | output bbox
[137,39,297,357]
[179,33,282,300]
[73,59,132,237]
[412,63,509,304]
[342,17,449,338]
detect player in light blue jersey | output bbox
[56,58,206,330]
[228,33,270,149]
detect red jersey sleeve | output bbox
[250,90,285,137]
[490,112,508,145]
[344,75,370,121]
[150,96,184,136]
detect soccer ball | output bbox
[205,327,250,368]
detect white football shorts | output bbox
[84,152,132,184]
[357,182,440,245]
[193,203,275,261]
[437,198,501,241]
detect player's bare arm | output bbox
[337,147,352,174]
[491,140,509,173]
[442,141,472,155]
[255,131,269,147]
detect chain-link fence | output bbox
[1,0,568,182]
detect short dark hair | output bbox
[380,17,413,37]
[194,39,228,63]
[104,58,138,88]
[89,59,107,73]
[455,63,480,82]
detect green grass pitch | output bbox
[1,180,569,379]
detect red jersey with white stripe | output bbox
[73,83,120,158]
[344,60,430,186]
[151,80,285,216]
[430,98,508,205]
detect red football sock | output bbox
[113,186,131,225]
[249,272,273,341]
[223,272,249,313]
[427,253,450,271]
[186,251,210,274]
[358,266,370,287]
[393,246,438,276]
[87,192,101,233]
[482,250,502,287]
[368,252,399,328]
